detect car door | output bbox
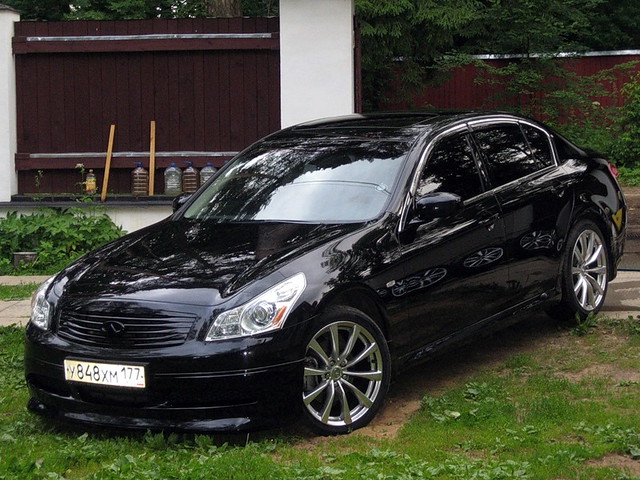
[469,120,572,303]
[389,128,510,359]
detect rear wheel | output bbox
[301,307,390,435]
[551,220,609,321]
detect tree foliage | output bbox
[355,0,638,109]
[3,0,70,20]
[3,0,276,20]
[356,0,486,109]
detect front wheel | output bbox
[301,307,390,435]
[552,220,609,321]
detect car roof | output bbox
[278,111,500,144]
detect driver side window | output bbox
[418,134,484,201]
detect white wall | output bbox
[279,0,355,128]
[0,6,19,202]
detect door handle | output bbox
[479,214,500,231]
[551,185,565,197]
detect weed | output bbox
[572,313,598,336]
[0,208,124,275]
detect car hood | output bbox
[56,219,364,305]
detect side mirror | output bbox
[172,193,192,212]
[415,192,462,221]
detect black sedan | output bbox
[25,112,626,435]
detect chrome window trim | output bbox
[517,120,560,168]
[398,123,473,234]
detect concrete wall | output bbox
[279,0,355,128]
[0,6,18,202]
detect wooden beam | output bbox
[12,35,280,54]
[149,121,156,196]
[101,125,115,202]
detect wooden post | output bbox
[101,124,115,202]
[149,121,156,195]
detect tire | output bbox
[301,307,391,435]
[550,220,609,321]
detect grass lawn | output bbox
[0,284,39,301]
[1,314,639,479]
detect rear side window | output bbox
[554,135,584,162]
[418,134,483,200]
[522,124,555,168]
[472,124,539,187]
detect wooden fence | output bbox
[13,17,280,195]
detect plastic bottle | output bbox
[85,169,97,194]
[131,162,149,196]
[200,162,217,185]
[164,163,182,196]
[182,161,199,193]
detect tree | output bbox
[3,0,70,20]
[577,0,640,50]
[204,0,241,17]
[356,0,486,110]
[62,0,273,20]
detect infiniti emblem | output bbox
[102,321,126,337]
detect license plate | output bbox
[64,359,146,389]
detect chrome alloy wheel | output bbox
[571,229,608,311]
[303,321,385,428]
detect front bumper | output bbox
[24,324,305,432]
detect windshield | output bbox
[183,139,410,223]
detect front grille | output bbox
[57,309,197,348]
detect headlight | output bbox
[206,272,306,341]
[30,276,55,330]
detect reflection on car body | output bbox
[376,267,448,298]
[25,112,626,435]
[520,231,556,251]
[462,247,505,268]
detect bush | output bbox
[0,207,124,275]
[611,73,640,169]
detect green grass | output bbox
[0,283,38,301]
[1,314,640,479]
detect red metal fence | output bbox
[13,18,280,195]
[385,51,640,115]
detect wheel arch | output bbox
[566,204,618,281]
[317,285,392,345]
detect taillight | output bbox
[608,162,619,178]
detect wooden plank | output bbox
[13,37,279,54]
[267,50,281,132]
[255,51,270,139]
[166,52,181,152]
[140,52,155,152]
[101,124,116,201]
[178,52,196,150]
[48,54,66,152]
[192,51,206,151]
[149,121,156,195]
[35,52,52,152]
[152,52,170,153]
[243,50,259,143]
[15,154,236,171]
[125,52,143,151]
[87,55,104,152]
[203,51,221,159]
